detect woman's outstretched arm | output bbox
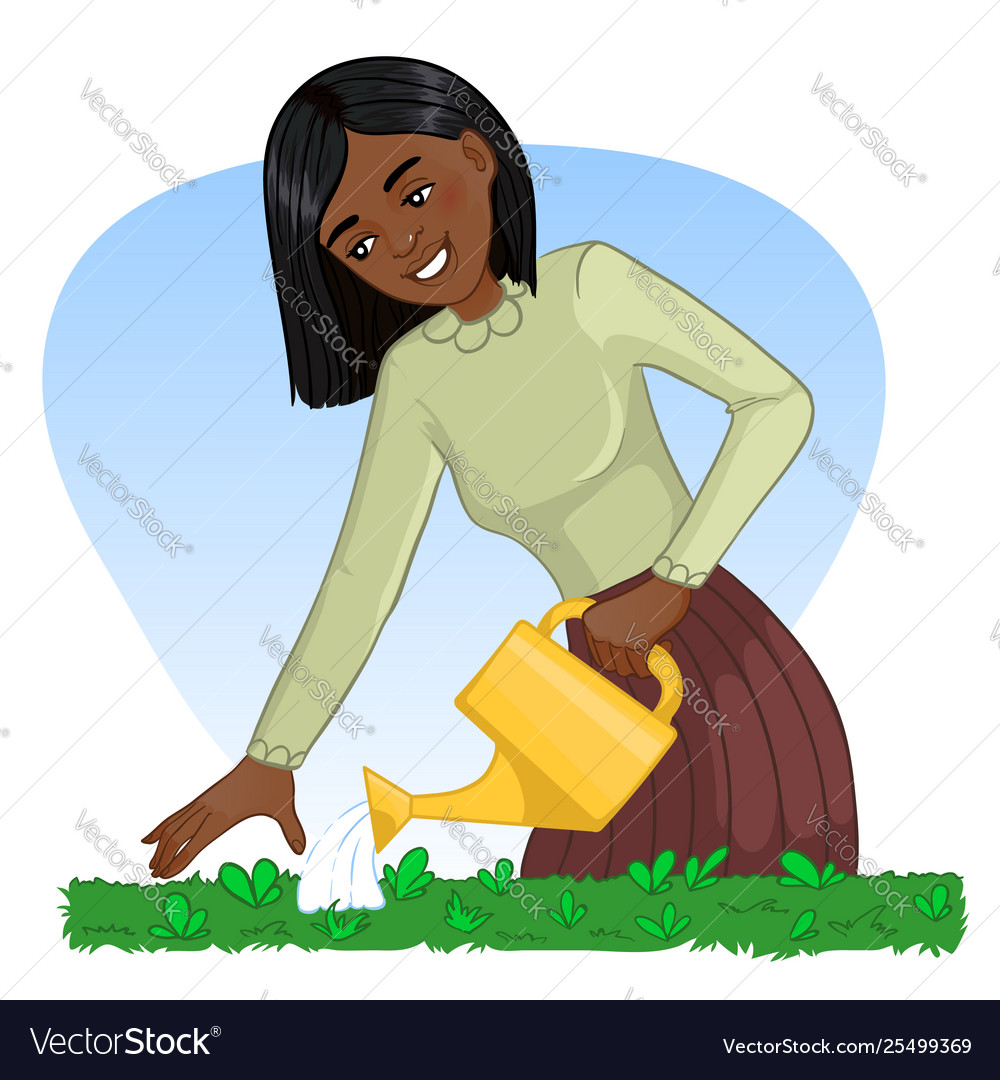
[143,350,446,876]
[246,354,447,769]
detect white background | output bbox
[1,0,997,1001]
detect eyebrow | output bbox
[383,156,421,193]
[325,214,359,249]
[324,156,423,249]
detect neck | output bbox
[448,264,503,322]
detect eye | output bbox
[346,235,376,261]
[402,183,434,208]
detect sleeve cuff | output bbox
[651,554,710,589]
[246,738,306,770]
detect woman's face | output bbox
[319,129,499,308]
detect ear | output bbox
[459,128,498,181]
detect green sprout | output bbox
[628,849,675,894]
[477,858,515,895]
[789,910,818,941]
[914,885,952,923]
[147,894,209,941]
[382,847,435,901]
[444,891,493,933]
[635,901,691,942]
[779,851,846,890]
[684,846,729,890]
[218,858,283,908]
[311,902,370,942]
[547,891,587,929]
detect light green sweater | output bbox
[247,241,813,768]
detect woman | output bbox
[143,57,858,883]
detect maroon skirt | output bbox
[520,564,858,881]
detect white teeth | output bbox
[415,246,447,279]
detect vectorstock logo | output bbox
[634,630,738,736]
[627,258,742,370]
[445,76,559,191]
[263,263,370,371]
[444,443,556,555]
[76,809,149,884]
[30,1027,215,1056]
[81,79,189,191]
[806,806,911,916]
[77,445,191,557]
[808,439,923,552]
[811,73,926,187]
[259,626,374,737]
[440,806,548,919]
[76,810,194,917]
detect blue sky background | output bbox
[44,146,884,833]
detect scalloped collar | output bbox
[421,278,528,353]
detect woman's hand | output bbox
[582,575,691,678]
[141,756,306,879]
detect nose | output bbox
[387,225,421,259]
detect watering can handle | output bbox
[536,599,684,726]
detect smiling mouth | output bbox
[406,235,455,285]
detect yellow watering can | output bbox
[363,598,684,853]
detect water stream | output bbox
[296,801,386,913]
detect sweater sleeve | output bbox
[574,241,814,588]
[246,354,446,769]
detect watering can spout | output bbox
[363,767,413,853]
[362,598,684,853]
[364,752,527,854]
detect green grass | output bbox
[59,848,967,958]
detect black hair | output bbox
[263,56,538,408]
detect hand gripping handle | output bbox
[536,598,684,725]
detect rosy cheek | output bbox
[439,184,464,214]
